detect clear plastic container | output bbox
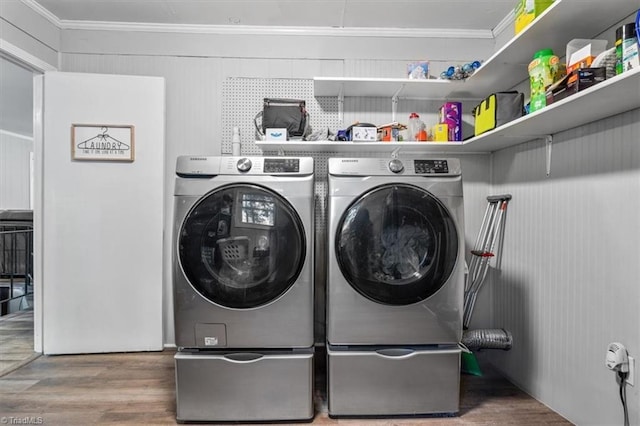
[407,113,427,141]
[528,48,560,113]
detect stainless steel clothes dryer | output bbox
[173,156,314,423]
[326,157,465,417]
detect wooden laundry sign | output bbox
[71,124,135,161]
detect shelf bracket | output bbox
[391,86,402,122]
[545,134,553,177]
[337,87,344,126]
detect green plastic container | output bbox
[528,48,560,113]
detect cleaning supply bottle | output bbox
[408,113,427,141]
[528,48,560,113]
[616,22,639,74]
[232,127,241,156]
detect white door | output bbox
[35,72,165,354]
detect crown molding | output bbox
[20,0,497,39]
[20,0,62,26]
[492,8,515,38]
[58,20,494,39]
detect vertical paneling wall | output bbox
[0,131,32,209]
[488,108,640,426]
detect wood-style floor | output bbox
[0,310,573,425]
[0,308,39,377]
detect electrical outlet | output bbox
[627,356,635,387]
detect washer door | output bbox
[335,184,458,305]
[179,184,306,309]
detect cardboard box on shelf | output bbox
[566,67,606,94]
[439,102,462,141]
[352,126,377,142]
[545,76,570,105]
[430,124,449,142]
[378,122,407,142]
[407,61,429,79]
[514,0,554,35]
[545,67,606,105]
[265,128,288,141]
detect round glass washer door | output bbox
[335,183,459,305]
[179,184,306,309]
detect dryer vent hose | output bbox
[462,328,512,351]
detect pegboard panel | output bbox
[221,77,340,155]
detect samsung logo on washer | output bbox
[189,157,208,161]
[341,159,359,163]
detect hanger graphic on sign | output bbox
[77,126,131,151]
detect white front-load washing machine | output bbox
[326,157,465,417]
[172,156,314,423]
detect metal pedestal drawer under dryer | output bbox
[172,156,315,422]
[326,157,465,417]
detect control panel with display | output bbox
[264,158,300,173]
[414,159,449,174]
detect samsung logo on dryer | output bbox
[189,157,208,161]
[341,159,359,163]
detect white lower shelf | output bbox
[255,140,466,154]
[465,67,640,152]
[257,68,640,154]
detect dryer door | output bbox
[335,184,458,305]
[179,184,306,309]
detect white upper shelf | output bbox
[260,68,640,154]
[313,0,640,100]
[313,77,459,99]
[467,0,639,96]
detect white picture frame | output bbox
[71,124,135,162]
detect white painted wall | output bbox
[487,108,640,426]
[0,131,32,209]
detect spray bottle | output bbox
[232,127,241,156]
